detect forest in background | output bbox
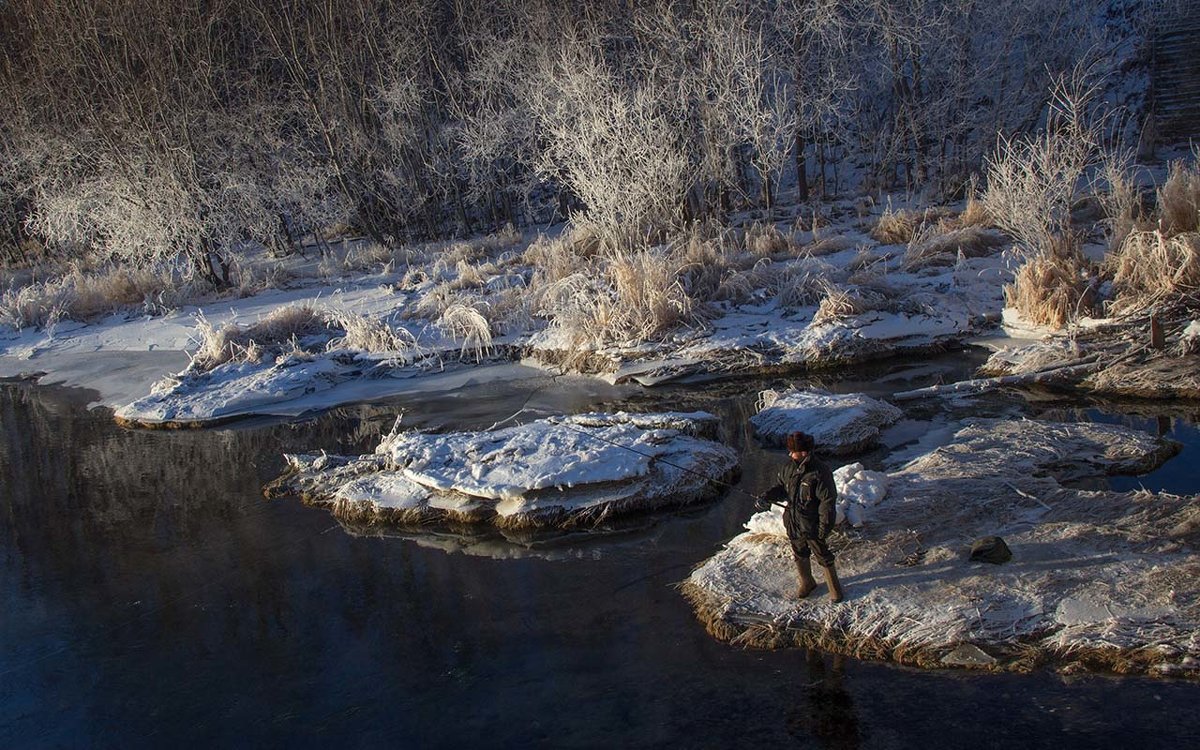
[0,0,1143,285]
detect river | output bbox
[2,352,1198,748]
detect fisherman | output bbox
[760,431,844,602]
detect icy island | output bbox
[685,418,1198,677]
[266,411,738,530]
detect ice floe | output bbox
[267,411,737,530]
[751,388,902,454]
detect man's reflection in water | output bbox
[786,649,861,749]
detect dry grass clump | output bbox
[1157,159,1200,237]
[0,264,195,329]
[1101,155,1200,315]
[522,233,580,287]
[1004,241,1092,328]
[489,284,535,335]
[672,224,748,301]
[437,224,524,266]
[537,248,695,350]
[234,261,297,297]
[404,282,453,320]
[811,282,893,325]
[802,234,856,257]
[744,222,794,258]
[190,304,326,371]
[903,225,1006,270]
[339,242,396,273]
[606,249,696,339]
[958,191,992,228]
[871,206,950,245]
[1105,231,1200,314]
[326,310,416,353]
[872,205,920,244]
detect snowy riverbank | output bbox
[2,205,1016,426]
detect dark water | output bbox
[3,355,1200,749]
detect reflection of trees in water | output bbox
[786,650,861,750]
[0,383,542,718]
[0,384,415,638]
[0,384,398,532]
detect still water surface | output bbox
[2,354,1199,748]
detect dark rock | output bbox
[970,536,1012,564]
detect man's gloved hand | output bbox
[759,485,785,509]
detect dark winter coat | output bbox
[765,454,838,540]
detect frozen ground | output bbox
[684,418,1200,677]
[266,411,738,530]
[0,282,403,407]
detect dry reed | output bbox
[190,304,325,371]
[1004,242,1091,328]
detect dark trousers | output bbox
[784,504,835,567]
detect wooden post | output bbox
[1150,314,1165,349]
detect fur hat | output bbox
[785,431,815,453]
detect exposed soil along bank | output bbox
[684,418,1200,677]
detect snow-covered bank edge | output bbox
[682,419,1199,677]
[897,309,1200,403]
[3,198,1015,427]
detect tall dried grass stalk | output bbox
[1095,152,1145,253]
[437,302,495,361]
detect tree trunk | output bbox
[795,131,809,203]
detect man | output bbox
[761,431,844,602]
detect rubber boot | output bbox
[795,556,817,598]
[822,564,844,603]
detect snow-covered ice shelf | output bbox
[684,418,1199,677]
[266,411,738,530]
[751,388,902,454]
